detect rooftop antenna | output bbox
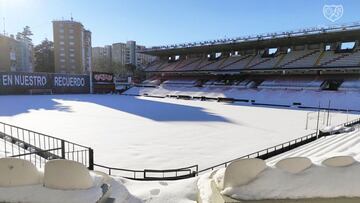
[70,13,73,21]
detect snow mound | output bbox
[198,137,360,202]
[0,158,41,187]
[322,156,355,167]
[275,157,312,174]
[222,163,360,200]
[223,158,266,189]
[0,173,104,203]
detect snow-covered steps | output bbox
[197,128,360,202]
[267,127,360,165]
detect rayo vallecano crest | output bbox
[323,5,344,22]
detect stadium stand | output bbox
[257,77,324,90]
[200,57,228,70]
[160,60,183,71]
[338,78,360,90]
[176,58,203,71]
[139,79,161,87]
[220,55,253,70]
[282,50,321,68]
[130,23,360,111]
[162,79,199,87]
[249,54,284,69]
[322,49,360,67]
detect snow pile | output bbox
[0,173,104,203]
[197,129,360,201]
[222,163,360,200]
[107,178,143,203]
[197,169,225,203]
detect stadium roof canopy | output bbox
[141,22,360,57]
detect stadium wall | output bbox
[0,72,90,94]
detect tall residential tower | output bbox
[53,19,92,74]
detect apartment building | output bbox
[0,34,33,72]
[53,19,92,74]
[92,45,112,64]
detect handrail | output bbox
[93,163,198,180]
[0,121,89,148]
[10,148,62,158]
[0,122,93,169]
[198,117,360,174]
[94,163,144,173]
[198,132,317,173]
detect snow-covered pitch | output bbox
[0,94,357,170]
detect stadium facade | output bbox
[130,23,360,111]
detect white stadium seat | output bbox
[275,157,312,174]
[0,158,41,187]
[322,156,355,167]
[44,159,93,190]
[223,158,266,189]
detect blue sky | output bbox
[0,0,359,47]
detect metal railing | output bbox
[197,132,318,174]
[197,117,360,174]
[1,117,359,180]
[93,163,198,180]
[0,122,93,169]
[344,117,360,127]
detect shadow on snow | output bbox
[0,95,231,122]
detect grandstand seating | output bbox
[160,60,183,71]
[144,49,360,72]
[220,55,253,70]
[200,57,228,70]
[173,58,201,71]
[338,78,360,90]
[213,80,228,86]
[162,79,198,87]
[140,79,161,87]
[258,77,323,90]
[236,79,256,88]
[283,50,321,68]
[248,54,284,69]
[277,50,319,68]
[321,50,360,67]
[145,60,166,71]
[197,58,222,70]
[202,80,216,86]
[176,58,203,71]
